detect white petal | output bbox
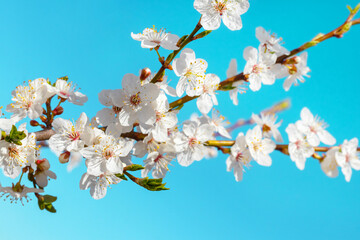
[197,94,213,115]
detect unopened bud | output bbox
[39,115,47,123]
[30,120,39,127]
[59,151,70,164]
[140,68,151,81]
[36,158,50,171]
[52,106,64,116]
[166,64,173,71]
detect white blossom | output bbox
[226,132,252,181]
[296,107,336,147]
[207,109,231,139]
[0,125,36,179]
[173,48,207,97]
[243,46,277,91]
[80,172,121,200]
[81,134,133,176]
[95,90,133,135]
[0,183,43,205]
[133,132,161,158]
[274,53,310,91]
[321,147,339,178]
[175,120,214,167]
[256,27,290,56]
[252,113,283,142]
[55,79,88,105]
[110,73,160,132]
[245,126,276,166]
[49,112,88,155]
[6,78,55,120]
[194,0,250,31]
[286,123,314,170]
[131,27,180,50]
[141,144,176,179]
[335,138,360,182]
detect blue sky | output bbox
[0,0,360,239]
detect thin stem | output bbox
[124,171,140,185]
[155,48,162,59]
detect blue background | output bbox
[0,0,360,239]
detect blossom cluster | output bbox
[0,0,359,212]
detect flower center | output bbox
[156,111,165,122]
[235,152,243,162]
[214,1,227,16]
[60,91,70,97]
[189,137,199,147]
[130,93,141,106]
[69,131,80,141]
[104,149,114,160]
[154,154,163,163]
[252,142,262,152]
[262,124,271,133]
[252,64,263,74]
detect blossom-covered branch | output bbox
[170,5,360,110]
[0,1,359,213]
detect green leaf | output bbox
[1,131,6,140]
[43,195,57,203]
[193,30,212,40]
[176,35,188,47]
[220,85,236,91]
[44,203,57,213]
[115,173,128,181]
[125,164,145,171]
[38,200,45,210]
[138,177,170,191]
[165,52,175,65]
[4,125,26,145]
[58,76,69,81]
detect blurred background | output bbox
[0,0,359,239]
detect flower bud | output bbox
[30,120,39,127]
[140,68,151,81]
[59,151,70,164]
[52,106,64,116]
[39,115,47,123]
[36,158,50,171]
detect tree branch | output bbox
[169,9,360,110]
